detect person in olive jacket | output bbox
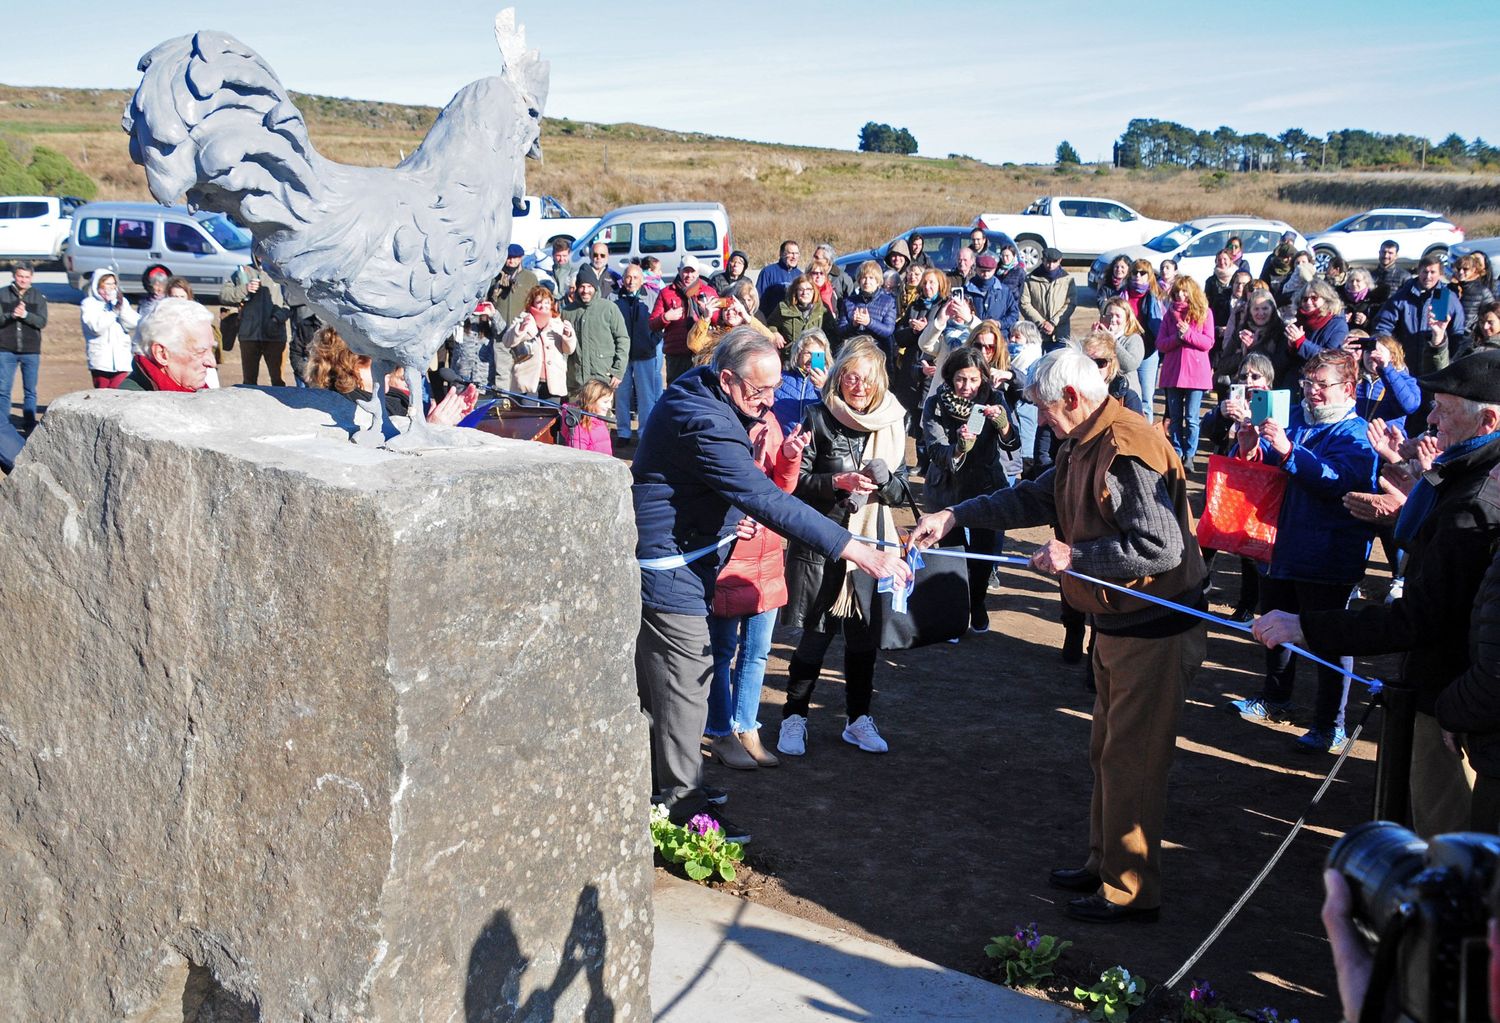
[0,262,47,432]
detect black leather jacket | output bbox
[782,401,910,631]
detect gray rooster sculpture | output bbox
[123,10,548,448]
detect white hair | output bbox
[133,297,214,356]
[1024,348,1108,406]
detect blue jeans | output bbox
[1015,401,1037,466]
[616,351,663,439]
[705,608,778,736]
[0,350,40,420]
[1164,388,1204,470]
[1136,351,1160,423]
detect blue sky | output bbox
[9,1,1500,164]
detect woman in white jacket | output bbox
[501,284,575,400]
[80,269,140,387]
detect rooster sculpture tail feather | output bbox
[124,30,329,232]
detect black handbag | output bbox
[853,477,971,650]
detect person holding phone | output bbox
[772,330,831,433]
[1226,348,1377,754]
[921,347,1019,633]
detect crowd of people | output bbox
[608,227,1500,932]
[5,219,1500,936]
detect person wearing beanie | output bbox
[562,261,630,395]
[710,250,752,298]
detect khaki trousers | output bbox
[1086,623,1207,908]
[1411,711,1477,837]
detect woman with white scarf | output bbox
[779,338,909,757]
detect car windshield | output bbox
[1143,223,1199,253]
[196,213,252,251]
[1323,213,1362,232]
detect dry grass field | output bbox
[5,83,1500,265]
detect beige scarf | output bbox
[824,390,907,619]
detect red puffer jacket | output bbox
[711,415,798,617]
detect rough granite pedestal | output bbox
[0,387,652,1023]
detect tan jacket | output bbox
[1020,272,1077,337]
[502,311,576,395]
[1053,398,1205,616]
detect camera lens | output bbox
[1327,820,1429,936]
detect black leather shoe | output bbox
[1048,867,1101,892]
[1063,894,1159,923]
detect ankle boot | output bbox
[737,730,779,768]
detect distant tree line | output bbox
[1112,118,1500,172]
[858,121,918,155]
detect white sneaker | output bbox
[842,715,888,754]
[777,715,808,756]
[1386,577,1405,604]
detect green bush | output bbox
[28,146,96,199]
[0,135,97,198]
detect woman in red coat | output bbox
[705,412,810,769]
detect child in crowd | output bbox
[562,379,614,454]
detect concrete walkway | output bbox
[651,875,1080,1022]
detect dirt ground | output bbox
[10,279,1393,1022]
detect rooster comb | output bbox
[494,8,549,113]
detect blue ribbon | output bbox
[853,536,1384,694]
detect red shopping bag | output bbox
[1197,453,1287,564]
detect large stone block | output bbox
[0,387,653,1022]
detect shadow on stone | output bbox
[465,885,617,1023]
[183,963,260,1023]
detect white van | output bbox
[65,201,252,294]
[531,202,731,280]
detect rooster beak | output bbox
[527,140,543,162]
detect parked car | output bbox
[65,201,253,294]
[1307,208,1463,271]
[974,196,1177,268]
[1089,217,1308,290]
[526,202,731,281]
[0,195,85,263]
[835,226,1016,275]
[508,193,597,255]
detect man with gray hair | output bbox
[120,298,217,393]
[912,347,1207,924]
[633,326,911,842]
[812,243,854,304]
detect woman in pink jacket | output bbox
[1157,276,1216,471]
[704,413,811,770]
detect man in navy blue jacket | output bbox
[632,328,910,838]
[1374,254,1464,382]
[614,263,661,445]
[965,254,1021,330]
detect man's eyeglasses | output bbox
[732,373,776,401]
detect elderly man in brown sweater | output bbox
[912,347,1207,924]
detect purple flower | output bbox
[1188,980,1217,1006]
[687,814,720,835]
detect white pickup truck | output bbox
[509,194,597,255]
[973,196,1176,267]
[0,195,85,264]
